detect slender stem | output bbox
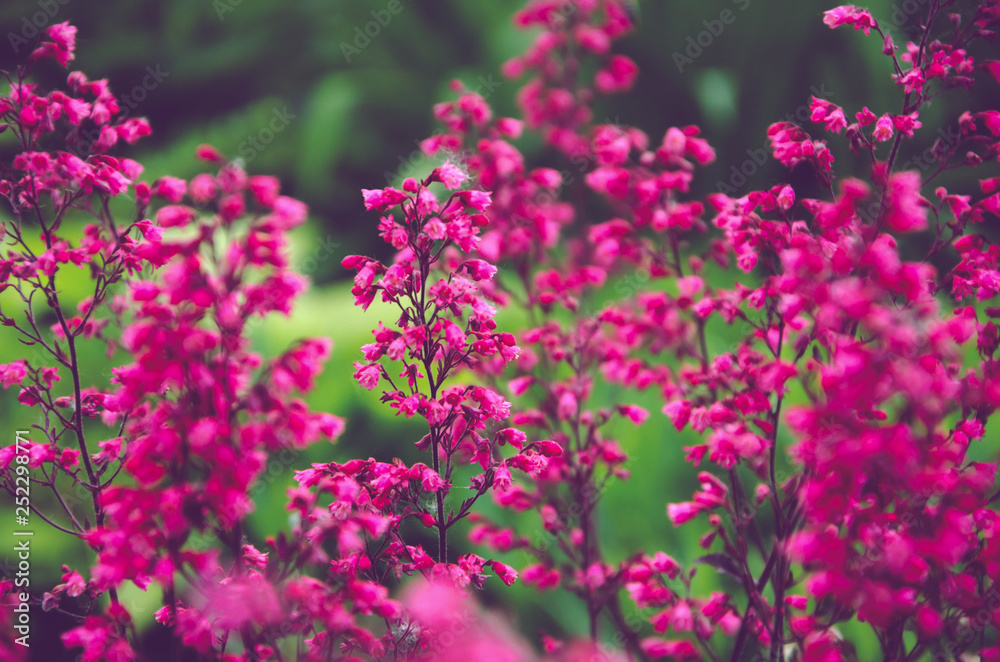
[607,596,650,662]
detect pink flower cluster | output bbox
[3,2,1000,661]
[1,21,340,662]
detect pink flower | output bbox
[493,462,512,491]
[574,25,611,53]
[619,404,650,425]
[522,564,560,590]
[155,205,195,229]
[595,55,639,93]
[418,465,447,492]
[457,189,492,211]
[508,376,534,396]
[892,111,922,137]
[496,427,526,450]
[915,605,943,638]
[490,560,518,586]
[353,362,381,390]
[981,110,1000,136]
[59,448,80,469]
[47,21,77,53]
[195,144,225,163]
[459,259,497,281]
[810,97,847,133]
[153,177,186,203]
[361,187,408,211]
[62,569,87,597]
[557,391,578,420]
[219,193,245,222]
[856,106,877,126]
[496,117,523,138]
[531,167,563,188]
[532,440,563,457]
[667,501,702,526]
[895,68,925,94]
[116,118,151,143]
[671,601,695,632]
[61,96,92,125]
[0,361,28,389]
[777,185,795,210]
[248,175,281,207]
[883,171,928,232]
[823,6,878,35]
[242,544,268,570]
[641,637,700,659]
[663,400,692,431]
[434,160,466,190]
[32,22,78,66]
[189,173,218,204]
[873,114,895,141]
[585,167,630,197]
[424,216,447,240]
[443,320,467,350]
[62,615,135,662]
[205,576,282,630]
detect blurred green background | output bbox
[2,0,999,660]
